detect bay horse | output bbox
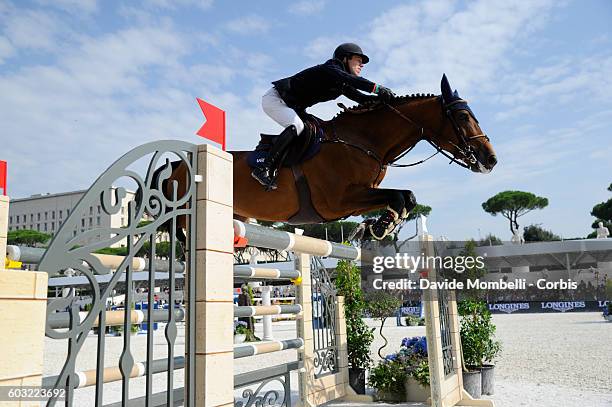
[168,74,497,240]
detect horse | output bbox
[166,74,497,240]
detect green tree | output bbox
[365,291,401,358]
[588,183,612,237]
[477,233,502,246]
[455,240,487,300]
[482,191,548,235]
[7,229,52,246]
[523,224,560,242]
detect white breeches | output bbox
[262,87,305,135]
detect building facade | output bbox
[8,189,135,246]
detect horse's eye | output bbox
[458,112,470,121]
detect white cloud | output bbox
[303,36,352,62]
[288,0,325,16]
[0,35,14,63]
[493,53,612,121]
[3,8,63,52]
[35,0,99,15]
[225,14,269,35]
[143,0,213,11]
[365,0,556,93]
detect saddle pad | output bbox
[247,125,324,169]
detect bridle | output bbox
[325,96,490,179]
[385,97,489,169]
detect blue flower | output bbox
[384,353,398,361]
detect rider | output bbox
[252,42,395,190]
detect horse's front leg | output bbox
[342,187,417,240]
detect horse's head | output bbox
[436,74,497,173]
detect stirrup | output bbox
[251,167,278,191]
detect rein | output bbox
[385,100,489,169]
[324,96,489,178]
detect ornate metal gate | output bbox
[437,286,454,377]
[309,257,338,378]
[39,141,198,406]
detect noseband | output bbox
[386,97,489,169]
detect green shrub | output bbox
[458,300,501,367]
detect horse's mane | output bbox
[333,93,438,120]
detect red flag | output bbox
[196,98,226,150]
[0,160,6,196]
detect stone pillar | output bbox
[334,296,349,390]
[261,285,273,341]
[0,195,8,264]
[0,195,48,406]
[194,144,235,407]
[296,253,314,407]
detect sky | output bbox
[1,0,611,241]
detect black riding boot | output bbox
[252,125,298,190]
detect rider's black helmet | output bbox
[333,43,369,64]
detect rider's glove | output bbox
[375,85,395,103]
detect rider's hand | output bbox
[376,85,395,103]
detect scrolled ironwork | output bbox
[437,285,454,377]
[39,140,198,406]
[234,376,289,407]
[310,256,339,378]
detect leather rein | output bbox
[326,97,489,172]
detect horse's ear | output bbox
[453,89,460,98]
[441,74,452,102]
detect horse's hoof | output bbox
[349,219,376,242]
[369,209,400,240]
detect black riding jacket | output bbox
[272,58,378,111]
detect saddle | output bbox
[247,115,325,169]
[247,115,327,224]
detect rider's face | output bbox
[347,55,364,76]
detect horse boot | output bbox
[251,125,298,191]
[368,207,400,240]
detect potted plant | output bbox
[368,336,431,402]
[401,336,430,402]
[458,300,502,397]
[405,315,419,326]
[368,355,407,402]
[234,321,248,344]
[335,260,374,394]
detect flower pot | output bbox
[404,377,430,402]
[348,368,366,394]
[479,365,495,395]
[375,389,405,402]
[462,369,482,398]
[234,334,246,344]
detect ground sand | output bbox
[42,312,611,406]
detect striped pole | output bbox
[234,304,302,318]
[233,266,300,280]
[47,308,185,329]
[6,245,185,273]
[42,357,184,389]
[233,220,361,260]
[234,339,304,359]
